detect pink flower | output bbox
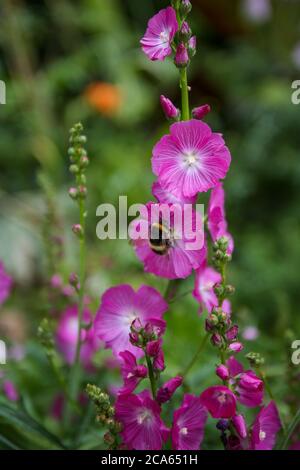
[115,390,168,450]
[172,394,208,450]
[200,385,237,418]
[192,104,211,120]
[157,376,183,404]
[95,285,168,358]
[232,414,247,439]
[160,95,180,121]
[152,120,231,198]
[129,202,206,279]
[216,364,230,381]
[140,7,178,61]
[236,370,264,408]
[175,43,189,68]
[228,342,244,353]
[146,339,165,371]
[193,264,231,314]
[152,181,196,205]
[119,351,147,395]
[3,380,19,401]
[250,401,281,450]
[56,305,99,368]
[226,356,264,408]
[208,183,234,254]
[0,261,13,305]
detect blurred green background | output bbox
[0,0,300,449]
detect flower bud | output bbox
[69,272,79,287]
[232,414,247,439]
[180,0,192,17]
[226,325,239,341]
[188,35,197,57]
[179,21,192,41]
[80,155,89,168]
[211,333,223,347]
[175,43,189,68]
[160,95,180,121]
[72,224,84,237]
[228,341,243,353]
[78,185,87,198]
[192,104,211,120]
[216,364,230,381]
[69,164,79,174]
[216,418,229,432]
[157,376,183,404]
[68,187,78,199]
[146,339,160,357]
[129,331,140,347]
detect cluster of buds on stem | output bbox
[205,306,242,353]
[171,1,196,68]
[86,384,122,449]
[68,122,89,239]
[212,237,232,271]
[37,318,55,358]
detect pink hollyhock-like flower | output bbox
[152,181,196,205]
[95,284,168,358]
[129,202,206,279]
[3,380,19,401]
[152,120,231,198]
[56,305,99,368]
[160,95,180,121]
[119,351,147,395]
[192,104,211,120]
[200,385,237,419]
[115,390,168,450]
[0,261,13,305]
[250,401,281,450]
[208,183,234,254]
[172,394,208,450]
[193,264,231,314]
[140,7,178,61]
[226,356,264,408]
[157,376,183,404]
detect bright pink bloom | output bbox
[232,414,247,439]
[129,202,206,279]
[152,120,231,198]
[0,262,13,305]
[227,355,244,377]
[200,385,237,418]
[192,104,211,120]
[193,264,231,314]
[228,341,244,353]
[146,339,165,371]
[250,401,281,450]
[172,394,208,450]
[140,7,178,61]
[236,370,264,407]
[119,351,147,395]
[216,364,230,381]
[3,380,19,401]
[160,95,180,121]
[152,181,196,205]
[56,305,99,368]
[208,183,234,253]
[115,390,168,450]
[175,43,189,67]
[157,376,183,404]
[95,284,168,358]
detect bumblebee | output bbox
[149,222,171,255]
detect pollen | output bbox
[259,430,266,441]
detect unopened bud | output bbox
[72,224,84,237]
[68,187,78,199]
[180,0,192,17]
[175,43,189,68]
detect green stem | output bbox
[145,353,157,399]
[180,67,190,121]
[181,333,209,378]
[279,406,300,449]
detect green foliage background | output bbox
[0,0,300,449]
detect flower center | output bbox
[183,151,198,167]
[259,430,266,441]
[137,408,153,425]
[159,30,169,43]
[217,392,227,404]
[180,427,188,435]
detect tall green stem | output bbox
[279,406,300,449]
[180,67,190,121]
[181,333,209,378]
[145,353,157,399]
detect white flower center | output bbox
[217,392,227,404]
[160,30,169,43]
[259,430,266,441]
[180,427,188,435]
[183,151,198,167]
[137,408,153,425]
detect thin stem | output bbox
[180,67,190,121]
[279,406,300,449]
[181,333,209,378]
[145,353,157,399]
